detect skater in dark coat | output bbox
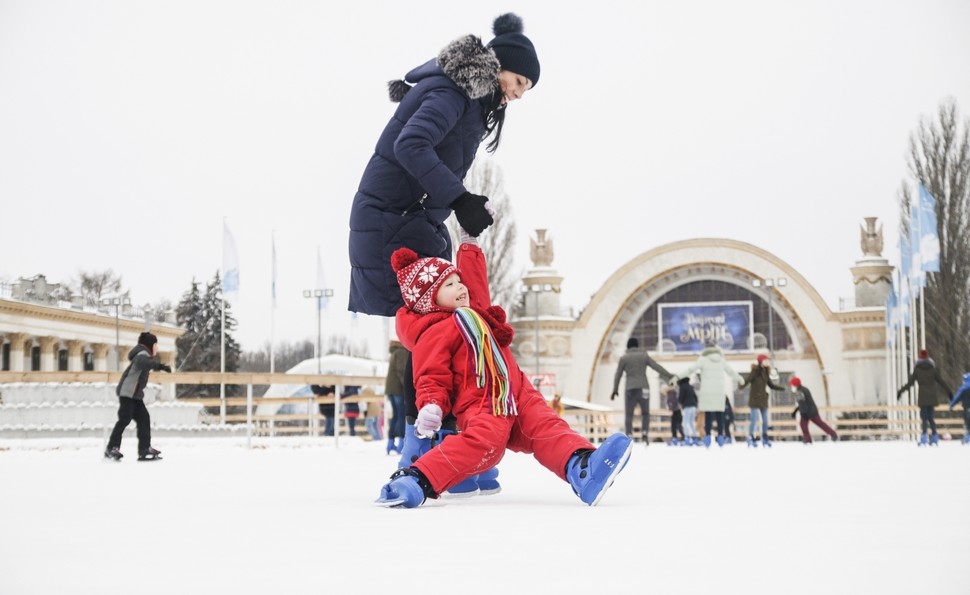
[789,377,837,444]
[313,384,337,436]
[105,332,171,461]
[664,382,684,444]
[348,12,539,318]
[949,372,970,445]
[611,337,673,443]
[384,340,408,454]
[677,376,700,445]
[349,12,542,492]
[897,349,953,445]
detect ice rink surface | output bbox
[1,437,966,595]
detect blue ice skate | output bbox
[476,466,501,495]
[716,435,725,447]
[374,469,426,508]
[963,434,970,445]
[397,423,432,467]
[929,433,939,446]
[762,436,772,448]
[702,435,712,448]
[746,436,758,448]
[566,433,633,506]
[918,433,929,447]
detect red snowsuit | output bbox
[396,243,594,496]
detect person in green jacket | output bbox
[740,354,785,447]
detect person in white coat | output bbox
[682,341,743,447]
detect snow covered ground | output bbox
[0,437,966,595]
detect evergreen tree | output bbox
[174,273,242,397]
[175,279,206,381]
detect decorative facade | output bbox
[0,287,180,373]
[510,221,891,411]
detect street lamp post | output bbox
[100,296,131,371]
[523,284,552,389]
[303,289,333,374]
[751,278,787,357]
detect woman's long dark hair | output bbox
[482,86,506,154]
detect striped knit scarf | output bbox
[453,307,516,416]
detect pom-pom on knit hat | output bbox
[756,354,769,364]
[789,377,802,388]
[488,13,540,87]
[918,349,929,359]
[391,247,459,315]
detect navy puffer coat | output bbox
[348,34,500,316]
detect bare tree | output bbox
[452,159,522,311]
[66,270,123,306]
[899,98,970,385]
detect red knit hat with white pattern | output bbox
[391,247,459,315]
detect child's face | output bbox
[434,273,468,310]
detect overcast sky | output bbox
[1,1,968,356]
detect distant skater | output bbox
[105,332,171,461]
[789,377,838,444]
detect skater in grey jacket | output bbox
[105,332,171,461]
[612,338,673,443]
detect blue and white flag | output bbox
[885,284,898,347]
[908,203,924,292]
[222,220,240,303]
[897,240,912,327]
[898,233,912,302]
[917,184,941,273]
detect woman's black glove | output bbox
[450,191,494,237]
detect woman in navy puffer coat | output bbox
[348,13,540,317]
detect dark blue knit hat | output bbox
[488,13,540,88]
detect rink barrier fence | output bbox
[0,372,964,444]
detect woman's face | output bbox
[434,273,468,310]
[498,70,532,105]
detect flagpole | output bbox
[270,230,276,374]
[220,217,227,424]
[221,291,226,423]
[918,292,926,350]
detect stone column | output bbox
[38,336,59,371]
[66,340,86,372]
[91,343,110,372]
[7,333,28,372]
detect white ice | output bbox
[0,437,966,595]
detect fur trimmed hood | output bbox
[388,35,500,102]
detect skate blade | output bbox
[137,456,162,462]
[373,496,408,508]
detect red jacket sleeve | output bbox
[455,243,491,309]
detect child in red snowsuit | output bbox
[375,239,633,507]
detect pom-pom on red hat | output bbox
[756,354,769,364]
[391,247,459,315]
[789,376,801,388]
[918,349,929,359]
